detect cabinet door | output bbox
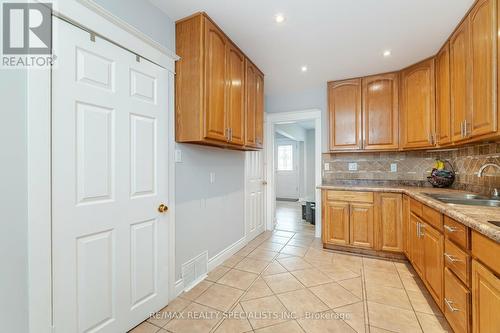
[410,214,425,277]
[450,19,470,142]
[323,201,350,246]
[350,203,374,249]
[469,0,497,138]
[328,79,362,151]
[472,259,500,333]
[255,72,264,148]
[376,193,402,252]
[245,61,257,147]
[400,59,436,149]
[227,43,245,145]
[204,18,228,142]
[403,195,411,258]
[422,223,444,308]
[362,73,399,150]
[436,43,452,145]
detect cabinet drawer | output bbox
[444,267,470,333]
[422,205,443,231]
[410,198,423,216]
[472,231,500,275]
[326,190,373,203]
[445,238,471,286]
[444,216,470,250]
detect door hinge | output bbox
[89,32,96,42]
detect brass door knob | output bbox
[158,204,168,213]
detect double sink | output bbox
[423,192,500,227]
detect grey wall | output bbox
[0,69,29,332]
[93,0,175,50]
[265,85,328,151]
[174,144,245,280]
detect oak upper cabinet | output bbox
[245,60,264,149]
[472,259,500,333]
[350,203,374,249]
[175,13,264,149]
[400,58,436,149]
[362,73,399,150]
[328,79,362,151]
[226,42,246,145]
[204,18,228,142]
[255,71,264,147]
[375,193,403,252]
[450,18,470,142]
[468,0,497,139]
[435,43,452,146]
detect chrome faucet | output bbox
[477,163,500,177]
[478,163,500,199]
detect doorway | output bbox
[265,110,322,238]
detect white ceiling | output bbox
[150,0,474,95]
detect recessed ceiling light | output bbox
[275,13,285,23]
[301,66,308,72]
[383,50,392,57]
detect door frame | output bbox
[26,1,178,332]
[265,109,322,238]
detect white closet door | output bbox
[52,18,170,333]
[245,150,266,241]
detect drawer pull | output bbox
[444,224,458,233]
[444,253,461,263]
[444,298,459,312]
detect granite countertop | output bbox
[318,183,500,243]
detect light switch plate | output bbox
[348,162,358,171]
[175,149,182,163]
[391,163,398,172]
[324,163,330,171]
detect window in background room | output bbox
[277,144,293,171]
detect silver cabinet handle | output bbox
[444,224,457,233]
[419,223,425,238]
[444,298,459,312]
[464,119,469,137]
[460,120,465,138]
[444,253,461,263]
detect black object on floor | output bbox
[305,202,316,224]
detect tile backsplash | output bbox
[323,142,500,195]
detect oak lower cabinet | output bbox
[471,231,500,333]
[375,193,403,252]
[472,260,500,333]
[322,199,350,246]
[322,191,374,249]
[175,12,264,150]
[422,222,444,307]
[408,201,444,308]
[402,195,411,258]
[350,203,374,249]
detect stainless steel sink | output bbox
[423,193,500,208]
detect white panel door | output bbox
[52,18,170,333]
[245,151,266,241]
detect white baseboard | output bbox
[174,279,184,298]
[208,236,247,271]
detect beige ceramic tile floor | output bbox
[130,202,452,333]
